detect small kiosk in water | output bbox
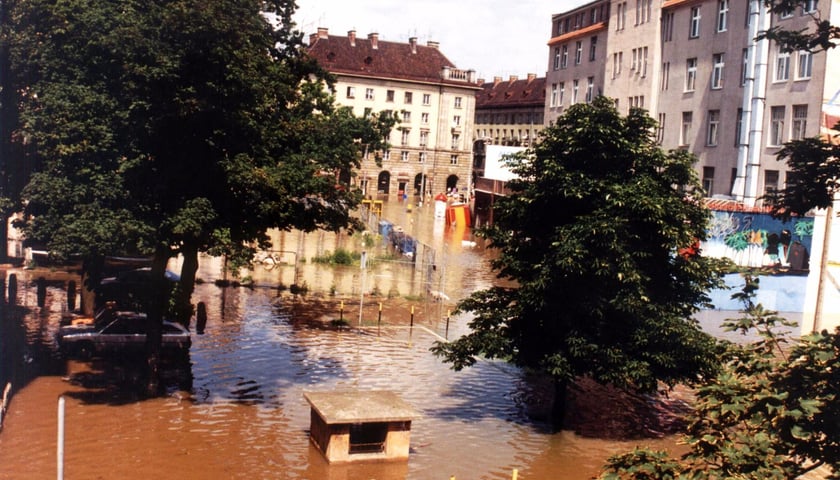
[304,390,416,463]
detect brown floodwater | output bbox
[1,200,702,479]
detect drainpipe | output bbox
[733,0,770,206]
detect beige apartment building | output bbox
[545,0,840,206]
[306,28,479,200]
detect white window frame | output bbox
[796,50,812,79]
[575,41,582,65]
[550,83,558,107]
[572,79,579,104]
[400,151,410,162]
[686,58,698,91]
[561,45,568,69]
[346,86,356,98]
[775,46,790,81]
[711,53,724,89]
[585,77,594,103]
[769,106,785,146]
[707,110,720,146]
[681,111,693,146]
[690,6,701,38]
[792,105,808,140]
[717,0,729,32]
[454,96,462,108]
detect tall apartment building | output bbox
[545,0,840,206]
[306,28,479,199]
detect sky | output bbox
[293,0,582,81]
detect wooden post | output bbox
[66,280,76,312]
[8,273,17,306]
[196,302,207,334]
[410,305,414,328]
[37,276,47,308]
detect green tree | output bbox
[10,0,392,383]
[600,277,840,479]
[432,97,726,426]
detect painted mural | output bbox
[702,210,814,270]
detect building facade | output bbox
[306,28,479,200]
[544,0,840,206]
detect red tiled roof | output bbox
[476,76,546,109]
[704,198,774,213]
[306,33,474,87]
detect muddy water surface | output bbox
[1,201,695,479]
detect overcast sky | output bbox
[293,0,583,81]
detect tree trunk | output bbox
[174,243,199,328]
[144,247,169,396]
[552,378,568,431]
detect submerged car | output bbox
[57,311,191,358]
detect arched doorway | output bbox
[377,171,391,194]
[446,175,459,192]
[413,173,427,196]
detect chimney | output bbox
[493,76,503,86]
[527,73,537,82]
[427,40,439,49]
[477,78,485,85]
[409,37,417,54]
[509,75,519,84]
[317,27,329,39]
[348,30,356,46]
[368,32,379,49]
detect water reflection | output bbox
[0,201,735,479]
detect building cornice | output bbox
[547,22,607,46]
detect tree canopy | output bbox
[601,278,840,479]
[6,0,394,374]
[432,97,726,423]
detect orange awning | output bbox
[547,22,607,46]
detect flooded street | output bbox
[0,200,785,479]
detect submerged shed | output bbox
[304,390,416,463]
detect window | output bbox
[711,53,724,89]
[661,62,670,90]
[382,150,391,161]
[402,111,411,122]
[572,79,579,104]
[589,36,597,61]
[690,6,701,38]
[681,112,693,146]
[419,151,427,163]
[422,93,431,105]
[550,83,558,107]
[663,12,674,41]
[741,48,749,86]
[775,46,790,81]
[803,0,817,13]
[796,50,812,79]
[736,108,744,145]
[401,151,410,162]
[559,82,565,104]
[792,105,808,139]
[346,86,356,98]
[554,47,561,70]
[404,92,413,104]
[779,6,794,19]
[770,106,785,146]
[717,0,729,32]
[703,167,715,196]
[561,45,568,68]
[707,110,720,146]
[453,115,461,126]
[686,58,698,91]
[656,113,666,144]
[451,134,460,149]
[616,2,627,30]
[400,129,410,145]
[419,131,429,147]
[585,77,594,103]
[575,41,582,64]
[421,112,429,124]
[450,155,459,165]
[454,96,462,108]
[613,51,623,78]
[386,90,395,102]
[641,46,649,77]
[631,48,638,71]
[764,170,779,195]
